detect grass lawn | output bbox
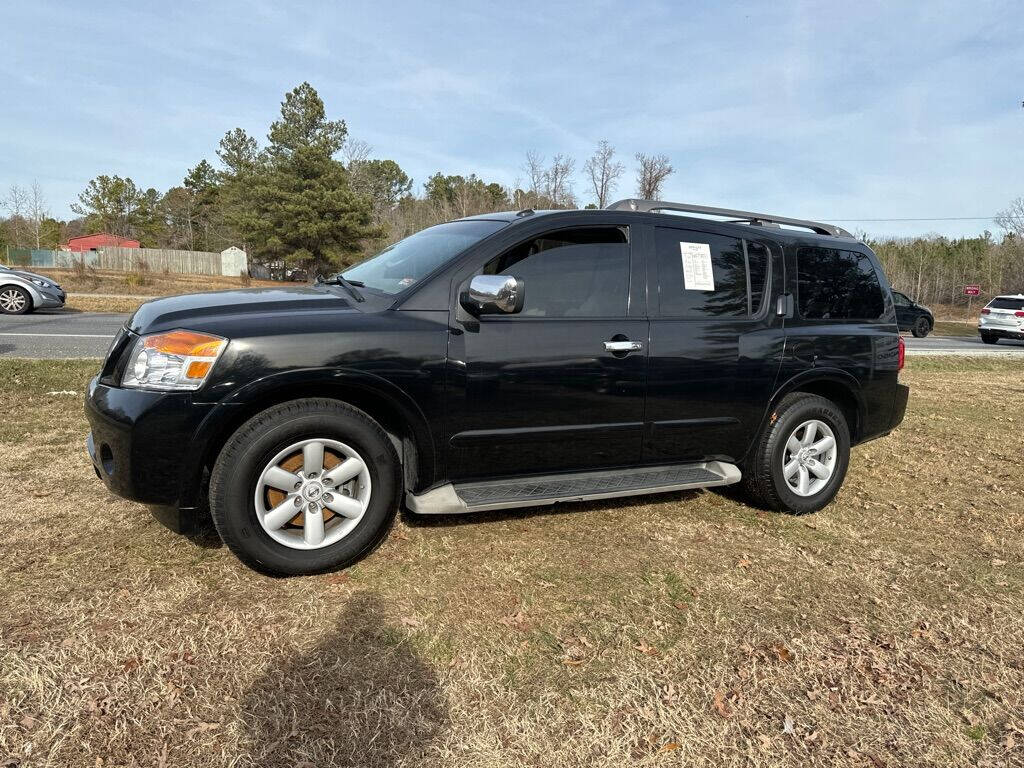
[1,358,1021,767]
[932,320,979,338]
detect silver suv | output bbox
[979,294,1024,344]
[0,265,66,314]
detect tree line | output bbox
[1,80,1021,301]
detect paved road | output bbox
[2,310,1023,360]
[0,310,128,358]
[904,333,1024,356]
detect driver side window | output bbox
[892,292,910,306]
[481,227,630,318]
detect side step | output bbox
[406,461,741,515]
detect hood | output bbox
[5,268,58,286]
[129,286,359,335]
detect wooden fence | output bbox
[3,246,247,276]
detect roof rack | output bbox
[605,199,853,238]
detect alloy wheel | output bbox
[0,289,27,313]
[781,419,837,497]
[253,438,371,550]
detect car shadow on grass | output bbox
[236,591,447,767]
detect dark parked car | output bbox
[891,290,934,337]
[86,200,909,575]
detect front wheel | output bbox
[0,286,32,314]
[742,393,851,514]
[911,317,931,338]
[210,399,400,575]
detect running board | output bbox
[406,461,741,515]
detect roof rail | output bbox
[605,198,853,238]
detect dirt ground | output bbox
[0,358,1021,767]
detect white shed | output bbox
[220,246,248,277]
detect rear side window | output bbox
[988,297,1024,311]
[798,248,885,320]
[654,227,769,317]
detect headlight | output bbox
[29,278,49,288]
[121,330,227,391]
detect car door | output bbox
[445,220,647,480]
[643,223,784,464]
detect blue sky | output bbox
[3,0,1022,238]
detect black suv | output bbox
[85,200,909,575]
[891,290,934,337]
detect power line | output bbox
[815,216,1010,223]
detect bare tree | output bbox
[583,140,624,208]
[634,153,674,199]
[995,197,1024,239]
[523,151,545,198]
[543,153,576,208]
[342,138,373,167]
[2,184,30,247]
[28,181,49,248]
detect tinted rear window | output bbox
[988,297,1024,311]
[798,248,885,320]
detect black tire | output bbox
[210,398,400,576]
[742,393,851,515]
[981,332,998,345]
[0,285,32,315]
[911,317,930,338]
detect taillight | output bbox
[981,308,991,315]
[897,336,905,372]
[1015,311,1024,318]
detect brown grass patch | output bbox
[33,267,283,297]
[63,296,147,314]
[1,359,1022,766]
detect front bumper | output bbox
[85,375,216,530]
[26,284,65,309]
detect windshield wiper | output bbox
[317,274,365,302]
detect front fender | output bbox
[179,367,438,508]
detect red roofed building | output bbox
[64,233,141,252]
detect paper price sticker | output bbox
[680,241,714,291]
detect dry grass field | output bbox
[1,358,1022,767]
[33,267,281,297]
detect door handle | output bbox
[604,340,643,352]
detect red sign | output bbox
[964,285,981,296]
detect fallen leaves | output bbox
[771,643,794,663]
[633,641,660,657]
[498,611,532,632]
[712,690,732,719]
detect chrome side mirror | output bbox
[460,274,525,315]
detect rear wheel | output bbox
[742,393,851,514]
[911,316,931,338]
[210,399,400,575]
[0,286,31,314]
[981,332,998,345]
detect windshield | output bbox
[341,219,507,294]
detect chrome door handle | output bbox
[604,340,643,352]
